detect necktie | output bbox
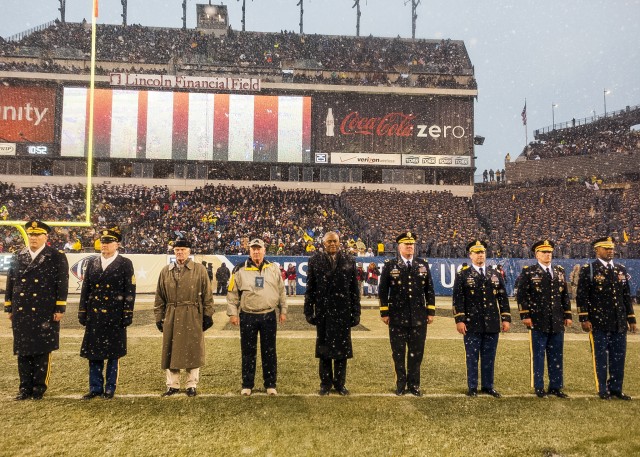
[545,267,552,279]
[479,267,484,277]
[406,260,411,269]
[606,264,613,278]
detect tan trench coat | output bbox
[154,260,214,370]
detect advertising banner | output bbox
[312,92,474,157]
[401,154,472,168]
[0,86,56,143]
[0,143,16,155]
[110,73,261,92]
[329,153,401,166]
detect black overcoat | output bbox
[304,252,361,359]
[4,246,69,355]
[79,254,136,359]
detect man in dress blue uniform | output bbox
[576,236,636,400]
[78,227,136,399]
[4,220,69,400]
[516,240,572,398]
[452,240,511,398]
[378,231,435,396]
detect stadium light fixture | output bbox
[603,89,611,117]
[552,103,558,130]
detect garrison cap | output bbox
[532,239,554,253]
[25,220,51,235]
[592,236,615,249]
[100,226,122,243]
[466,240,487,253]
[396,231,416,244]
[249,238,265,248]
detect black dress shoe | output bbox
[15,392,31,401]
[32,393,44,400]
[161,388,180,397]
[547,389,569,399]
[395,386,406,396]
[318,387,330,396]
[481,388,502,398]
[102,391,115,399]
[611,391,632,401]
[335,386,350,396]
[186,388,197,397]
[466,389,478,397]
[82,391,102,400]
[598,392,611,400]
[408,387,423,397]
[535,389,548,398]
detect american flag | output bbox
[521,102,527,126]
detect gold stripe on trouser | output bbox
[463,338,468,385]
[588,331,599,392]
[44,353,52,387]
[528,330,534,389]
[116,359,120,387]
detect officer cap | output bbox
[531,239,554,253]
[592,236,615,249]
[466,240,487,253]
[173,238,191,248]
[25,220,51,235]
[396,231,416,244]
[100,226,122,243]
[249,238,265,248]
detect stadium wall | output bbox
[2,254,638,297]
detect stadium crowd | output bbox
[0,21,475,89]
[5,178,640,258]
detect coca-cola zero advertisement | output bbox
[312,93,473,156]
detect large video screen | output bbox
[0,86,56,143]
[61,88,311,162]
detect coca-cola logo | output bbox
[340,111,415,137]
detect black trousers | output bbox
[319,358,347,390]
[389,324,427,389]
[17,353,51,396]
[239,311,277,389]
[216,282,228,295]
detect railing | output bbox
[5,20,57,42]
[534,104,640,137]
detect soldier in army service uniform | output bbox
[576,236,636,400]
[378,231,435,397]
[4,220,69,400]
[516,240,572,398]
[452,240,511,398]
[78,227,136,399]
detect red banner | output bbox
[0,86,56,143]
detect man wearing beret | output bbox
[576,236,637,400]
[4,220,69,400]
[155,237,214,397]
[227,238,287,396]
[452,240,511,398]
[516,240,572,398]
[78,227,136,399]
[378,231,435,396]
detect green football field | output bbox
[1,296,638,457]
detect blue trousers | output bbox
[529,330,564,390]
[239,311,277,389]
[464,333,499,390]
[590,330,627,395]
[89,359,119,394]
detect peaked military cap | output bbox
[25,220,51,235]
[532,239,554,253]
[466,240,487,253]
[100,226,121,243]
[249,238,265,248]
[592,236,615,249]
[396,231,416,244]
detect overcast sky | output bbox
[2,0,639,176]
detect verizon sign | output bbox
[402,154,471,168]
[110,73,261,91]
[331,153,401,166]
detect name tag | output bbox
[255,277,264,288]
